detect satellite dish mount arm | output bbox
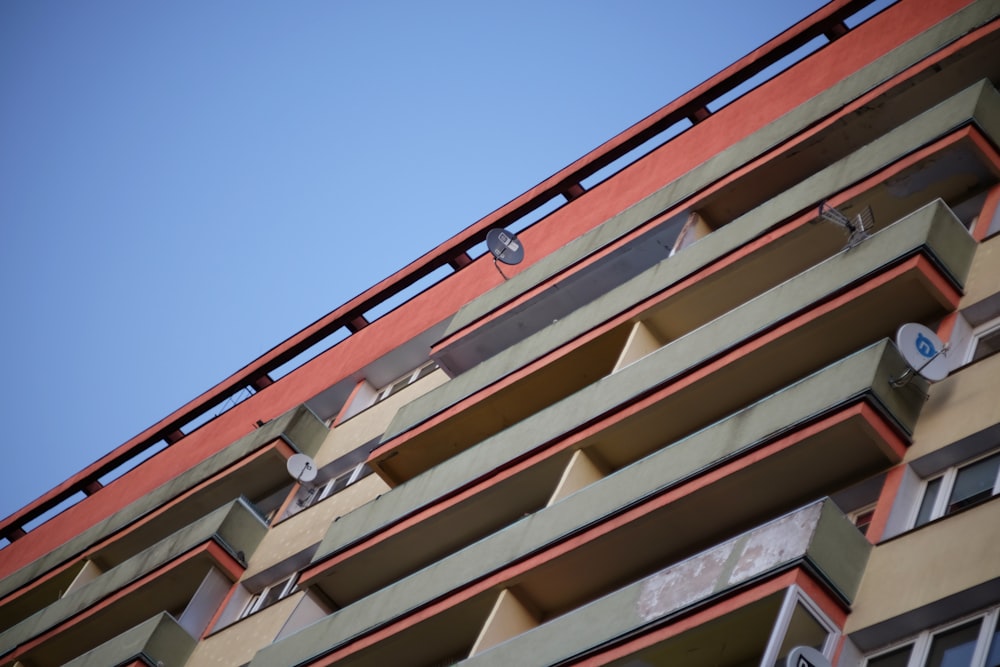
[493,254,510,281]
[891,341,950,388]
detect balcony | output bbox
[0,499,266,667]
[0,404,326,633]
[361,197,973,517]
[378,80,997,486]
[254,499,868,667]
[60,613,196,667]
[302,338,917,610]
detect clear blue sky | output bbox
[0,1,890,526]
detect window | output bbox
[849,504,877,536]
[865,606,1000,667]
[371,361,439,405]
[298,463,373,510]
[966,318,1000,365]
[912,450,1000,528]
[239,573,299,619]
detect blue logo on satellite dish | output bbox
[915,333,937,358]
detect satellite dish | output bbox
[486,228,524,265]
[893,322,950,385]
[286,453,317,484]
[815,201,874,250]
[786,646,832,667]
[486,228,525,281]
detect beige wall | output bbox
[847,498,1000,633]
[909,349,1000,461]
[189,594,301,667]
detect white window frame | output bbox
[760,585,840,666]
[239,572,299,619]
[864,606,1000,667]
[908,448,1000,529]
[848,503,878,536]
[371,361,438,405]
[962,316,1000,365]
[297,462,371,511]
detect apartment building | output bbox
[1,0,999,665]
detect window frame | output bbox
[299,462,371,510]
[909,448,1000,529]
[238,572,300,619]
[371,361,439,406]
[864,606,1000,667]
[963,316,1000,365]
[848,503,877,536]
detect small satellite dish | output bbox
[286,453,317,484]
[486,228,524,265]
[815,201,874,250]
[893,322,950,386]
[786,646,832,667]
[486,228,525,281]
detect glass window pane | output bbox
[915,477,943,526]
[947,453,1000,514]
[867,645,912,667]
[854,508,875,536]
[776,602,830,660]
[971,326,1000,363]
[925,619,980,667]
[985,622,1000,667]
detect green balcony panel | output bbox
[60,613,196,667]
[463,500,869,667]
[377,194,977,483]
